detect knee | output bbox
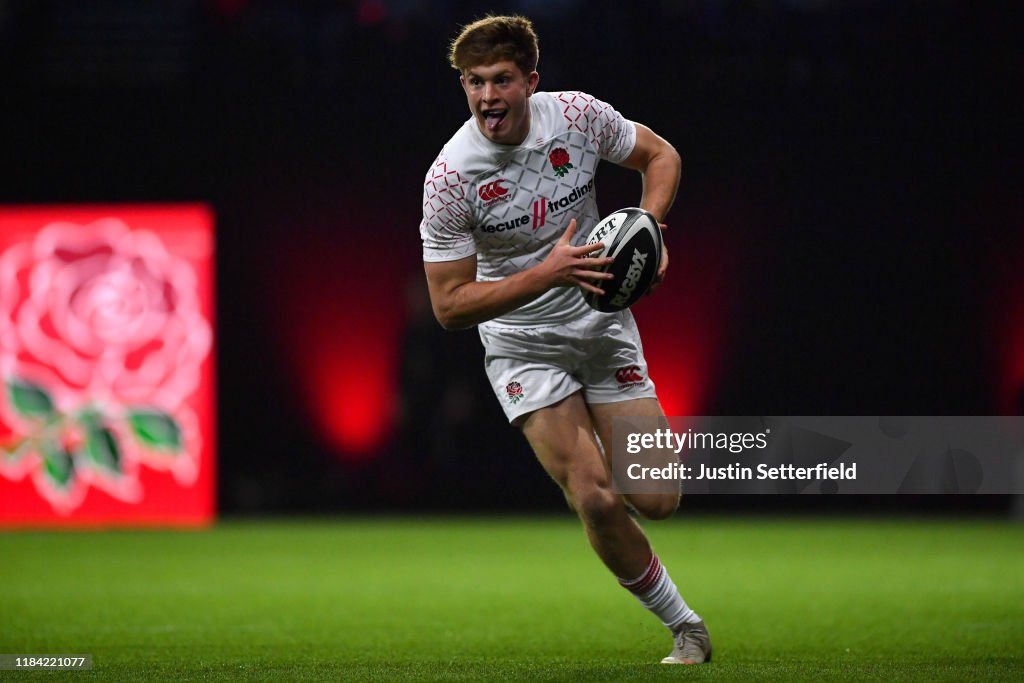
[628,493,679,521]
[569,483,622,527]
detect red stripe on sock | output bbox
[632,563,664,594]
[619,554,663,594]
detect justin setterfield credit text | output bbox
[625,461,858,481]
[622,428,857,481]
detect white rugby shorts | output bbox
[478,309,658,424]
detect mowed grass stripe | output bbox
[1,517,1022,681]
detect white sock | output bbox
[618,552,700,632]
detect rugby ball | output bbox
[582,207,663,312]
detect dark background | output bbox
[1,0,1021,515]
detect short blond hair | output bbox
[449,15,539,77]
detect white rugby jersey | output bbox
[420,91,637,327]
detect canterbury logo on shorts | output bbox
[615,366,645,387]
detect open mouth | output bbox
[482,109,507,131]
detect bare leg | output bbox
[588,397,680,520]
[521,392,652,578]
[524,392,706,658]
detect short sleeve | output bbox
[420,153,476,262]
[556,92,637,164]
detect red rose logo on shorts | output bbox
[0,218,212,513]
[505,381,524,405]
[549,148,574,177]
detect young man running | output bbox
[419,15,711,665]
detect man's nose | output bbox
[482,82,498,101]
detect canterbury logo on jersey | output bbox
[478,180,509,202]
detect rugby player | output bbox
[419,15,711,664]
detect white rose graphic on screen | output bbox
[0,218,211,508]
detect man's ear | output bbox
[527,71,540,96]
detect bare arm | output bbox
[620,123,682,221]
[619,123,682,292]
[424,219,614,330]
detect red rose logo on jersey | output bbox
[0,217,212,514]
[549,148,574,177]
[505,381,524,404]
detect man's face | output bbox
[461,61,539,146]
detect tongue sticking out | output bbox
[485,112,505,131]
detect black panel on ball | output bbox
[583,207,662,312]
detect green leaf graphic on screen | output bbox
[1,439,29,463]
[128,410,182,451]
[41,439,75,488]
[6,378,55,419]
[85,425,122,473]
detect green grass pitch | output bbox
[2,516,1023,681]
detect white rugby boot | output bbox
[661,619,712,664]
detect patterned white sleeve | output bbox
[555,91,637,164]
[420,152,476,262]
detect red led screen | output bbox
[0,205,215,526]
